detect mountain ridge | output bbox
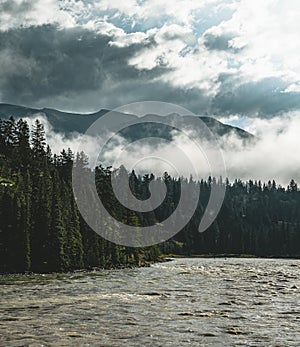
[0,103,253,140]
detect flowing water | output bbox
[0,258,299,346]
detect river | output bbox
[0,258,299,346]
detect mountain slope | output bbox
[0,103,253,140]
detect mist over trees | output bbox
[0,117,299,273]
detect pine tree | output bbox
[31,119,46,159]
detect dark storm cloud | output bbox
[0,25,148,97]
[0,23,299,116]
[0,24,211,112]
[0,25,156,106]
[0,0,34,14]
[212,77,300,116]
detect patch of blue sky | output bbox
[179,46,194,57]
[109,13,137,32]
[192,2,236,37]
[225,116,252,130]
[113,14,174,33]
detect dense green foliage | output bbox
[0,118,161,273]
[102,169,300,258]
[178,177,300,257]
[0,117,299,273]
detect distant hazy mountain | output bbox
[0,103,253,141]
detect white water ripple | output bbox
[0,258,299,346]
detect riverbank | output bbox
[2,253,299,276]
[162,253,300,260]
[0,254,170,276]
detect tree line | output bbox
[0,118,161,273]
[0,117,299,273]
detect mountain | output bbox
[0,103,108,133]
[0,103,253,141]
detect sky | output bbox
[1,0,300,185]
[0,0,299,121]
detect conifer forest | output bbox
[0,117,299,273]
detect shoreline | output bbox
[1,254,299,276]
[162,254,300,260]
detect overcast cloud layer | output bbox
[0,0,299,118]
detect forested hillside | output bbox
[0,117,299,273]
[0,117,161,273]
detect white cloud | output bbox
[0,0,75,30]
[212,0,300,83]
[108,31,149,48]
[128,24,194,70]
[93,0,222,26]
[217,114,240,125]
[96,0,300,101]
[222,112,300,185]
[283,83,300,93]
[0,0,299,116]
[81,113,300,187]
[19,111,300,187]
[2,0,299,92]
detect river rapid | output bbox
[0,258,299,346]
